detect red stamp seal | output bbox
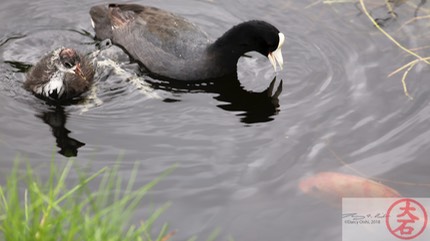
[386,198,428,240]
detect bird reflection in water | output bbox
[148,75,283,124]
[37,106,85,157]
[4,58,86,157]
[213,76,282,124]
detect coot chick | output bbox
[24,48,95,100]
[90,4,284,81]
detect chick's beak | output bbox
[74,63,86,80]
[268,32,285,72]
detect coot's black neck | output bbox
[207,20,280,77]
[210,21,257,58]
[206,23,255,76]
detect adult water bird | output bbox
[90,3,284,81]
[24,48,95,101]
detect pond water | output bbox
[1,0,430,240]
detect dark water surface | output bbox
[1,0,430,240]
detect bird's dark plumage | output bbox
[90,4,284,81]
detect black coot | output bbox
[90,4,284,81]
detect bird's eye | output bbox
[64,62,73,68]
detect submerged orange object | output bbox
[299,172,401,203]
